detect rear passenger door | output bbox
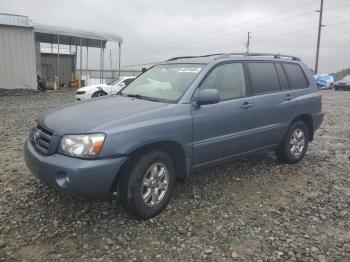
[247,62,297,149]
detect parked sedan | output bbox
[334,75,350,91]
[75,77,135,101]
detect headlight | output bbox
[58,133,106,158]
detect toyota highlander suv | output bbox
[24,53,324,219]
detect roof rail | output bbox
[216,53,301,61]
[166,53,301,62]
[166,53,225,62]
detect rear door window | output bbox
[247,62,280,95]
[283,63,309,89]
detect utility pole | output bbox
[315,0,324,73]
[246,32,251,53]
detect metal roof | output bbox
[0,13,123,48]
[0,13,32,28]
[34,23,123,48]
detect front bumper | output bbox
[75,93,92,101]
[24,139,127,199]
[334,84,350,90]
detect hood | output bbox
[336,80,350,85]
[336,76,350,84]
[38,96,169,136]
[77,84,108,93]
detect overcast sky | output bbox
[1,0,349,73]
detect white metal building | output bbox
[0,13,123,90]
[0,14,37,89]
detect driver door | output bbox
[192,62,255,167]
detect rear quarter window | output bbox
[283,63,309,89]
[247,62,280,95]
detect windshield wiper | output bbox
[119,93,162,102]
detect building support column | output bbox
[57,35,60,90]
[86,42,89,86]
[118,42,121,76]
[100,40,103,84]
[79,38,82,87]
[101,47,105,83]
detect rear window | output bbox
[283,63,309,89]
[247,62,280,95]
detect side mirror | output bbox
[196,89,220,106]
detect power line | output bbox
[326,21,350,27]
[127,1,320,53]
[127,10,316,57]
[123,1,350,65]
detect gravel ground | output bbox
[0,90,349,261]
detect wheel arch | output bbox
[110,140,188,195]
[92,88,108,97]
[291,114,314,141]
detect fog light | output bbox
[56,172,70,188]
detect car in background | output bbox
[75,77,135,101]
[334,75,350,91]
[313,74,334,89]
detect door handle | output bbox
[286,94,294,101]
[240,101,253,109]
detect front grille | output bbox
[30,126,54,155]
[76,91,86,95]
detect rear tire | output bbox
[118,150,175,219]
[276,121,309,164]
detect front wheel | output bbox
[92,90,107,98]
[276,121,309,164]
[118,150,175,219]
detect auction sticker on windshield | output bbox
[179,67,202,73]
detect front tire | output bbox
[276,121,309,164]
[92,90,107,98]
[118,150,175,219]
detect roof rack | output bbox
[166,53,225,61]
[166,53,301,62]
[217,53,301,61]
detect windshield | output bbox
[341,75,350,82]
[120,64,204,102]
[107,78,120,85]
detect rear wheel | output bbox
[92,90,107,98]
[118,150,175,219]
[276,121,309,164]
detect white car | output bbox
[314,74,334,89]
[75,77,135,101]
